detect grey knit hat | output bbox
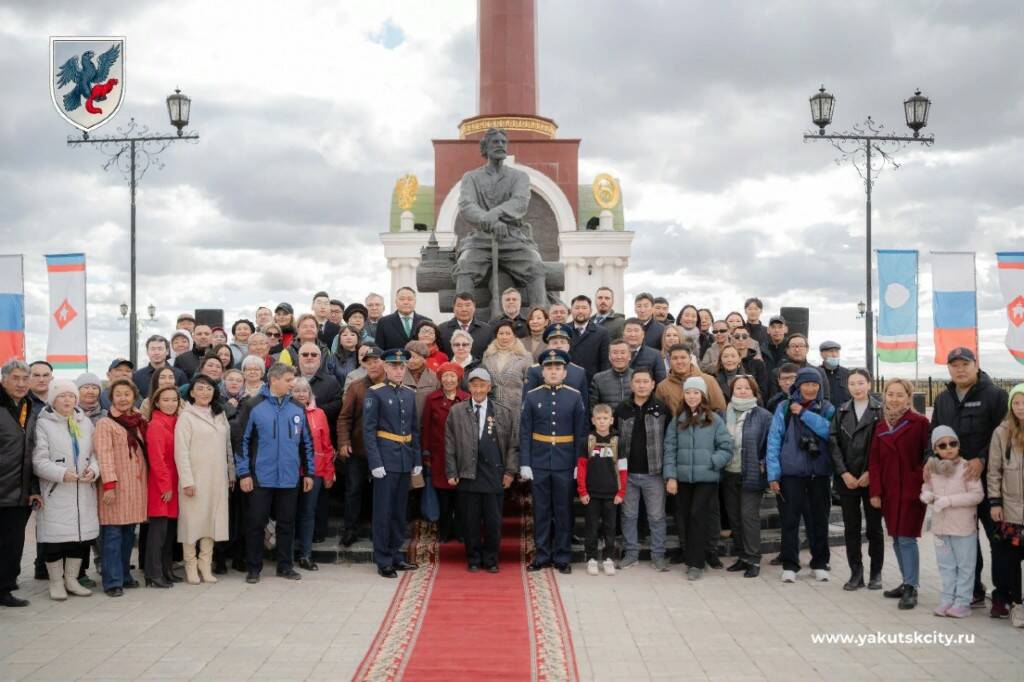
[931,425,958,448]
[75,372,103,389]
[683,376,708,397]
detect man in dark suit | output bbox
[489,287,529,339]
[568,295,610,383]
[592,286,625,340]
[374,287,431,352]
[623,318,666,383]
[634,292,665,350]
[438,292,490,358]
[312,291,341,348]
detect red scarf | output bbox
[111,410,148,459]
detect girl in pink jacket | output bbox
[920,426,984,618]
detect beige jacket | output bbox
[655,368,727,416]
[988,423,1024,525]
[174,404,234,543]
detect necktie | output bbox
[403,316,411,336]
[474,403,483,439]
[596,315,605,325]
[461,323,469,333]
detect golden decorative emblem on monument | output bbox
[395,173,419,211]
[592,173,620,210]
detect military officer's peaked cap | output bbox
[542,323,572,343]
[382,348,409,364]
[541,348,570,366]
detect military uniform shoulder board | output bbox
[562,385,581,394]
[369,382,386,390]
[569,362,583,369]
[526,385,547,394]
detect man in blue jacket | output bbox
[520,349,588,574]
[766,367,835,584]
[364,349,423,579]
[237,363,314,584]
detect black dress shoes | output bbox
[245,572,260,584]
[705,554,724,570]
[555,563,572,575]
[884,584,906,599]
[378,566,398,579]
[145,577,172,589]
[726,560,749,572]
[393,561,418,571]
[0,592,29,607]
[276,568,302,580]
[122,578,140,589]
[340,531,358,547]
[105,587,123,598]
[298,558,319,571]
[526,562,550,572]
[743,565,760,578]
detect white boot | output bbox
[63,558,92,596]
[182,543,200,585]
[46,561,68,601]
[197,538,218,583]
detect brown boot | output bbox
[197,538,218,583]
[182,542,200,585]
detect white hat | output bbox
[47,379,79,406]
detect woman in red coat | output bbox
[415,320,451,374]
[421,362,469,542]
[869,378,930,610]
[144,386,181,588]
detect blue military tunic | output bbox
[519,383,588,471]
[522,362,589,406]
[363,381,422,473]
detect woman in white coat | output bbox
[31,379,99,600]
[175,374,235,584]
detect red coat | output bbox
[868,410,929,538]
[146,410,179,518]
[425,347,450,374]
[305,405,336,483]
[421,388,469,490]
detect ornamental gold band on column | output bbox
[459,115,558,139]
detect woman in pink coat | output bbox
[869,378,930,610]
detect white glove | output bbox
[519,466,533,481]
[371,467,386,479]
[412,466,423,476]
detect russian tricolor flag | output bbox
[931,251,978,364]
[0,255,25,364]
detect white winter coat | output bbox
[31,406,100,543]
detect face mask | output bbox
[823,356,840,369]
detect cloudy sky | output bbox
[2,0,1023,378]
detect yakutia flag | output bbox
[997,252,1024,365]
[931,251,977,364]
[45,253,88,371]
[877,250,918,363]
[0,255,25,364]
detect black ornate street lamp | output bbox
[68,89,199,365]
[803,86,933,376]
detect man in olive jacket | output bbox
[445,368,518,572]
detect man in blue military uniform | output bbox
[522,323,589,404]
[363,349,423,578]
[520,348,588,574]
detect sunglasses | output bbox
[300,352,320,358]
[713,329,729,334]
[266,332,281,338]
[452,342,470,347]
[935,440,959,450]
[732,334,749,340]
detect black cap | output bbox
[275,302,294,315]
[362,346,383,360]
[768,315,787,325]
[947,347,977,364]
[108,358,134,371]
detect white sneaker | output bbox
[1011,604,1024,628]
[781,570,797,583]
[586,559,599,576]
[602,559,616,576]
[814,569,830,582]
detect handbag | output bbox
[419,471,439,522]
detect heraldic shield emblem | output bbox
[50,36,125,133]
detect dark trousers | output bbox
[992,537,1024,604]
[674,482,717,569]
[344,456,370,534]
[779,475,831,572]
[0,506,30,593]
[144,517,176,580]
[437,488,459,541]
[100,524,137,590]
[372,472,410,569]
[245,486,298,573]
[38,541,89,563]
[975,497,999,598]
[720,472,763,565]
[215,486,246,569]
[532,468,573,565]
[583,497,617,561]
[459,490,502,567]
[838,488,883,575]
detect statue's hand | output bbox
[492,222,509,240]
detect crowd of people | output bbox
[0,286,1022,628]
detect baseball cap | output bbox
[768,315,787,325]
[947,347,977,364]
[108,358,134,372]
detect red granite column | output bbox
[478,0,537,116]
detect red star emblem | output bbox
[53,299,77,330]
[1009,296,1024,328]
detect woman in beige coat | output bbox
[174,375,235,584]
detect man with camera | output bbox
[765,367,836,584]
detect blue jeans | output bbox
[622,474,666,558]
[935,533,977,608]
[295,477,323,559]
[893,535,919,587]
[101,524,137,590]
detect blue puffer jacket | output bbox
[738,406,773,491]
[237,386,315,488]
[766,380,834,481]
[663,412,733,483]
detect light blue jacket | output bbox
[663,412,733,483]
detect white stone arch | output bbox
[435,156,577,237]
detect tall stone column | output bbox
[478,0,537,117]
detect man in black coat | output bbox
[622,318,666,383]
[818,340,851,407]
[931,347,1008,607]
[633,292,664,350]
[374,287,431,352]
[567,295,609,383]
[438,292,490,359]
[489,287,529,339]
[759,315,789,373]
[295,342,343,443]
[134,335,188,390]
[592,286,625,341]
[312,291,341,348]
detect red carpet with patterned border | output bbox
[354,497,578,681]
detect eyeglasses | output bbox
[935,440,959,450]
[713,328,729,334]
[266,332,281,338]
[300,352,320,358]
[452,342,470,348]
